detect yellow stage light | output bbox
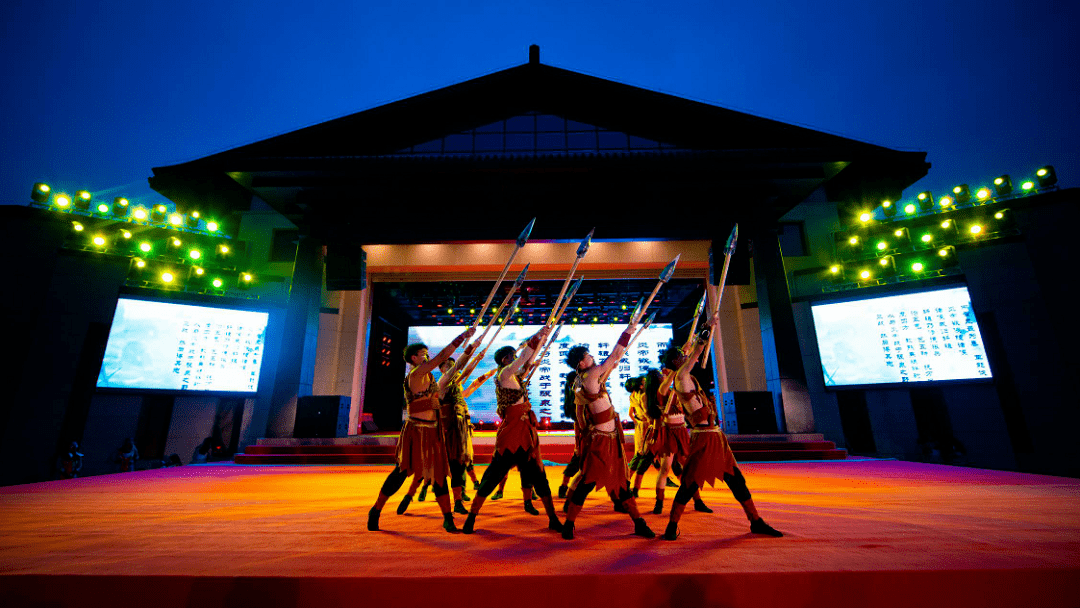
[941,220,951,229]
[133,208,148,220]
[921,234,933,243]
[848,236,859,245]
[206,221,219,232]
[912,262,924,272]
[830,265,840,274]
[92,235,105,247]
[161,272,174,283]
[139,242,152,253]
[212,278,223,288]
[877,241,887,250]
[904,203,916,215]
[189,250,201,260]
[55,194,71,208]
[31,183,50,203]
[860,270,871,279]
[970,225,982,234]
[939,196,953,208]
[169,214,183,226]
[72,221,84,231]
[97,204,110,213]
[976,188,991,200]
[859,212,871,223]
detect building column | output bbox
[349,284,373,435]
[752,227,814,433]
[265,234,323,437]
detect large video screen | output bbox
[408,323,674,423]
[97,298,269,393]
[810,285,992,387]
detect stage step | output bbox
[235,438,846,464]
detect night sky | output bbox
[2,0,1077,211]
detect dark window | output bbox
[271,229,299,263]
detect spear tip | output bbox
[513,263,530,286]
[724,224,739,254]
[576,228,595,257]
[660,254,680,282]
[517,218,537,248]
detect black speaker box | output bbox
[294,395,351,438]
[720,391,778,434]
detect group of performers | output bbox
[367,314,783,541]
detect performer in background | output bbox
[367,327,474,533]
[462,326,563,535]
[561,320,655,540]
[556,370,583,501]
[660,322,782,540]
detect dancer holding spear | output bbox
[559,255,680,539]
[660,224,783,540]
[367,219,533,534]
[462,229,595,535]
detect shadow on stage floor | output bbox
[1,460,1077,608]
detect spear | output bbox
[471,217,535,328]
[682,292,708,351]
[465,295,520,375]
[702,224,738,367]
[472,264,528,349]
[524,322,565,383]
[598,310,656,385]
[631,254,680,325]
[545,229,594,326]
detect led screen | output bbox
[408,323,674,423]
[811,285,992,387]
[97,298,269,392]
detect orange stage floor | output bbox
[1,460,1077,608]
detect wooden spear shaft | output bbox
[472,218,534,328]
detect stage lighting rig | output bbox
[31,183,50,203]
[882,200,897,218]
[1035,165,1057,188]
[993,175,1013,197]
[150,204,167,223]
[112,197,130,217]
[917,191,934,212]
[73,190,92,211]
[952,185,970,205]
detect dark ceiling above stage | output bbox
[149,49,929,245]
[373,278,710,337]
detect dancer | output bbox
[462,326,563,534]
[397,354,476,515]
[557,370,583,500]
[561,321,655,540]
[660,323,782,540]
[367,327,474,533]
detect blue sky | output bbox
[2,0,1076,209]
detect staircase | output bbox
[234,433,847,465]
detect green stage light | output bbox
[132,207,148,221]
[970,225,982,234]
[859,270,871,280]
[879,257,889,266]
[112,197,129,217]
[1036,165,1057,188]
[31,183,51,203]
[139,242,152,253]
[952,184,971,204]
[151,204,167,223]
[994,211,1004,219]
[876,241,887,251]
[1021,181,1034,192]
[976,188,991,201]
[92,235,106,247]
[882,200,896,217]
[206,221,219,232]
[238,272,254,290]
[921,234,933,243]
[940,220,952,229]
[904,203,917,215]
[55,194,71,209]
[993,175,1013,196]
[97,203,109,213]
[859,212,871,223]
[134,258,146,269]
[169,214,183,227]
[894,229,904,237]
[185,211,200,229]
[939,196,953,209]
[73,190,92,211]
[161,271,175,283]
[830,265,840,274]
[120,230,132,240]
[212,278,223,288]
[912,262,924,272]
[72,221,84,232]
[938,248,949,256]
[189,249,201,260]
[917,191,934,211]
[848,236,859,245]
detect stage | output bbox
[1,460,1077,608]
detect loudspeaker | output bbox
[325,244,366,291]
[294,395,351,438]
[720,391,778,434]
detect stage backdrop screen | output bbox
[97,298,269,393]
[810,285,992,387]
[407,323,674,423]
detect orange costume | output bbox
[574,374,632,493]
[397,369,451,483]
[675,375,737,487]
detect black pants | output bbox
[569,480,632,506]
[381,466,449,498]
[562,452,582,478]
[673,466,751,505]
[477,448,552,498]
